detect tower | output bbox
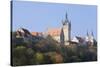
[86,31,94,45]
[60,12,71,45]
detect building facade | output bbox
[46,13,71,45]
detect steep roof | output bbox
[47,28,61,36]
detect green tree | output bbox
[35,52,45,64]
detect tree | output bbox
[35,52,45,64]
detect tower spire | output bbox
[65,12,69,23]
[87,30,89,36]
[66,12,68,20]
[91,31,94,36]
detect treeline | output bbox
[11,32,97,66]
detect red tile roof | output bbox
[31,32,42,36]
[31,28,61,36]
[47,28,61,36]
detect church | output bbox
[30,13,71,45]
[45,13,71,45]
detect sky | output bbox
[12,1,97,39]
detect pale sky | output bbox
[12,1,97,39]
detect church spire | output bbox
[62,12,69,26]
[86,30,89,36]
[91,31,94,36]
[65,12,69,23]
[66,12,68,20]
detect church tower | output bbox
[60,12,71,45]
[85,31,94,45]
